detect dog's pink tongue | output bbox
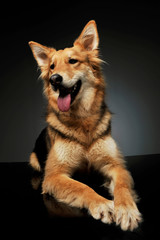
[57,94,71,112]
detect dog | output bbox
[29,20,142,231]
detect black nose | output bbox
[50,74,63,85]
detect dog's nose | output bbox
[50,74,63,85]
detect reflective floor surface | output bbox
[0,154,159,239]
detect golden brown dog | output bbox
[29,20,142,231]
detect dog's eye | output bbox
[69,59,78,64]
[50,63,55,69]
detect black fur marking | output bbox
[32,128,48,170]
[48,125,86,146]
[100,101,107,120]
[100,120,111,137]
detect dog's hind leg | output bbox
[29,127,49,172]
[29,152,41,172]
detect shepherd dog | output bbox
[29,20,142,231]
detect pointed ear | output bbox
[74,20,99,51]
[28,41,51,67]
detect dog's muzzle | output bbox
[49,74,82,112]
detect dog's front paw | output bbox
[114,201,142,231]
[89,198,114,224]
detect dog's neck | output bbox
[46,91,111,147]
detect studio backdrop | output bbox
[0,6,159,162]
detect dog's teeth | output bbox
[70,83,78,93]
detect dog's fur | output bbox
[29,20,142,231]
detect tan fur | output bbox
[29,20,142,231]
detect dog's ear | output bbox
[74,20,99,51]
[29,41,51,67]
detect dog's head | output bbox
[29,20,104,112]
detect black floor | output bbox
[0,154,159,239]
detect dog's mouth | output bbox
[51,80,82,112]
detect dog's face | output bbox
[29,20,104,112]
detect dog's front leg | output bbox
[42,143,114,224]
[107,164,142,231]
[42,172,114,223]
[90,137,142,231]
[98,163,142,231]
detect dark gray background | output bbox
[1,4,160,162]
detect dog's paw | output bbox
[89,198,114,224]
[114,202,142,231]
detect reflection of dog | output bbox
[31,172,86,218]
[43,194,86,219]
[29,20,142,231]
